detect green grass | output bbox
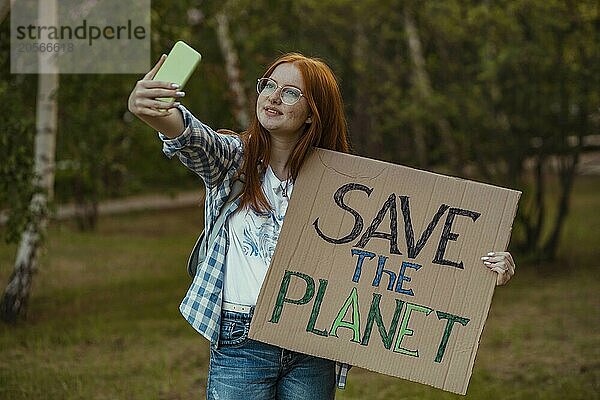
[0,177,598,399]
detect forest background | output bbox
[0,1,598,399]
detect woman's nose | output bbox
[267,87,282,104]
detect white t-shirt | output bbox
[222,165,294,306]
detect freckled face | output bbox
[256,63,312,141]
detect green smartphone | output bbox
[153,41,202,103]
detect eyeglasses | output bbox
[256,77,304,106]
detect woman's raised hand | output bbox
[128,54,186,118]
[482,251,515,286]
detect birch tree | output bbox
[1,0,58,322]
[215,11,249,129]
[403,3,461,172]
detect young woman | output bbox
[128,52,516,400]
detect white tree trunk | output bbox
[350,21,378,154]
[1,0,58,322]
[403,6,461,171]
[215,12,249,129]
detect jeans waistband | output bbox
[221,309,255,324]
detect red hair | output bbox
[238,53,351,212]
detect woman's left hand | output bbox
[481,251,515,286]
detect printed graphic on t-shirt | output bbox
[242,210,284,264]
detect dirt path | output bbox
[2,150,598,225]
[0,190,205,224]
[58,190,205,220]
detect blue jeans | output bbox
[207,309,336,400]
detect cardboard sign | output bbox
[248,149,520,395]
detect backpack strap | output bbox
[186,177,245,277]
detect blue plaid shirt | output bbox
[159,104,350,389]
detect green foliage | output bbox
[0,16,39,244]
[54,75,130,226]
[0,97,39,243]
